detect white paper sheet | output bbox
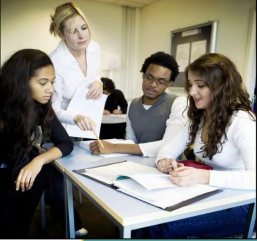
[176,43,190,72]
[116,180,219,209]
[83,160,174,190]
[190,40,207,63]
[63,87,107,138]
[79,139,135,158]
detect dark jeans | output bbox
[134,204,250,238]
[0,164,50,238]
[49,166,83,230]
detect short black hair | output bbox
[140,51,179,82]
[101,77,115,93]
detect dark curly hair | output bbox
[0,49,55,158]
[101,77,115,93]
[184,53,255,160]
[140,51,179,82]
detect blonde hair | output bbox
[49,2,91,40]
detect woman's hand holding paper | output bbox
[74,115,96,131]
[86,81,103,99]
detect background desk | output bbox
[100,114,126,139]
[53,142,256,238]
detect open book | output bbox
[79,139,135,157]
[73,160,222,211]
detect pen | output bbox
[161,165,173,170]
[92,128,105,149]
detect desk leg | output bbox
[120,226,131,238]
[243,202,256,238]
[65,174,75,238]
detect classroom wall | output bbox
[1,0,256,99]
[1,0,124,88]
[137,0,256,97]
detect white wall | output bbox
[137,0,256,97]
[1,0,256,99]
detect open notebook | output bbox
[79,139,135,158]
[74,160,222,211]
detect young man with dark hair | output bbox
[90,51,188,157]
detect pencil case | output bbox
[179,159,213,170]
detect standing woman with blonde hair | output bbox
[48,2,103,236]
[49,2,103,131]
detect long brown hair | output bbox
[184,53,255,159]
[0,49,55,158]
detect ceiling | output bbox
[85,0,160,8]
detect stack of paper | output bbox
[116,179,220,210]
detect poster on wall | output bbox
[170,21,218,89]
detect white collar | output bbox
[56,40,95,64]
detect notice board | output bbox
[170,21,218,89]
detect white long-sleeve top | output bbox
[156,110,256,190]
[50,40,101,124]
[125,96,188,157]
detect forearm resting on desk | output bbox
[112,109,123,115]
[89,141,143,155]
[15,147,63,191]
[103,110,111,115]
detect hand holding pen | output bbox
[157,158,183,173]
[92,127,105,149]
[157,159,207,186]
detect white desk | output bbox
[54,142,256,239]
[101,114,126,124]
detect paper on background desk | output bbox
[101,114,126,124]
[79,139,135,158]
[109,114,126,118]
[63,87,107,139]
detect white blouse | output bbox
[156,110,256,190]
[50,40,101,124]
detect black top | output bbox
[46,114,74,156]
[104,89,128,114]
[0,110,73,167]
